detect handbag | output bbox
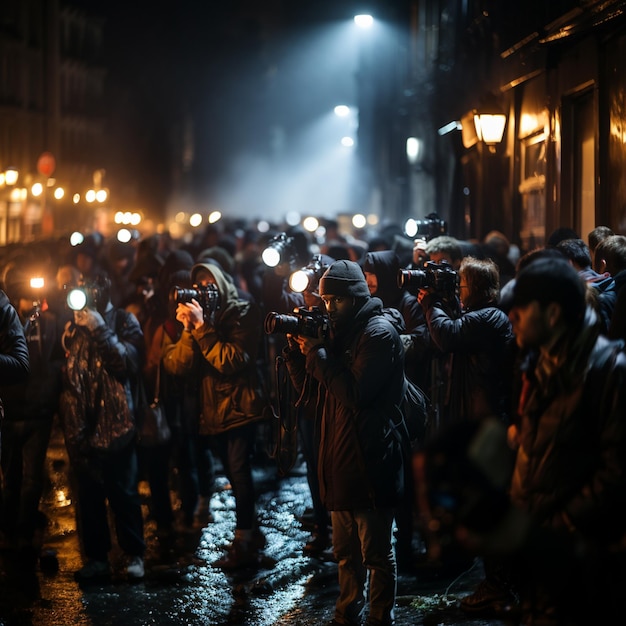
[137,359,171,447]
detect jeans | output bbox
[214,423,256,531]
[75,441,145,562]
[332,508,397,626]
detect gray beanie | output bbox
[319,260,370,298]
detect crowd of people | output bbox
[0,218,625,625]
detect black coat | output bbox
[290,297,405,511]
[424,296,514,425]
[0,290,29,387]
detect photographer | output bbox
[59,273,146,582]
[284,260,405,626]
[0,267,45,569]
[163,262,269,570]
[272,254,334,558]
[418,257,514,426]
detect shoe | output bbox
[74,560,111,583]
[126,556,145,580]
[460,577,517,616]
[303,529,330,557]
[214,540,260,571]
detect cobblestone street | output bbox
[0,424,514,626]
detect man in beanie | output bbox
[285,260,405,626]
[501,258,626,623]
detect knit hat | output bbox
[318,260,370,298]
[511,258,586,324]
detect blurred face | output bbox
[320,294,355,329]
[364,271,378,295]
[428,251,454,266]
[508,300,553,350]
[194,268,217,288]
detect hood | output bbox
[191,262,242,321]
[362,250,403,307]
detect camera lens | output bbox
[67,288,87,311]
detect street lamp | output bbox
[354,14,374,28]
[4,167,19,186]
[473,97,507,152]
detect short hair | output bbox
[594,235,626,275]
[460,256,500,308]
[555,238,592,269]
[547,227,579,248]
[516,247,566,273]
[588,225,614,252]
[512,258,586,326]
[425,236,463,264]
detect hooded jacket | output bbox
[362,250,430,387]
[162,263,267,435]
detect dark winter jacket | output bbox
[362,250,430,389]
[287,296,405,511]
[0,290,29,422]
[578,267,616,333]
[510,321,626,546]
[422,294,514,424]
[162,263,268,435]
[608,268,626,342]
[59,304,144,457]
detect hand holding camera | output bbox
[176,299,204,331]
[291,330,325,357]
[73,307,105,332]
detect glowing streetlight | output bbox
[31,183,44,197]
[53,187,65,200]
[189,213,203,227]
[95,189,108,203]
[208,210,222,224]
[354,14,374,28]
[352,214,367,229]
[334,105,351,117]
[85,189,96,203]
[117,228,132,243]
[341,136,355,147]
[4,167,18,186]
[302,216,319,232]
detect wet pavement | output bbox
[0,423,516,626]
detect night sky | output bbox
[95,1,367,221]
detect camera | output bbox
[405,212,448,241]
[264,306,329,339]
[170,284,220,314]
[66,283,104,311]
[288,255,331,294]
[262,233,297,269]
[398,260,458,295]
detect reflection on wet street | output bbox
[0,425,514,626]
